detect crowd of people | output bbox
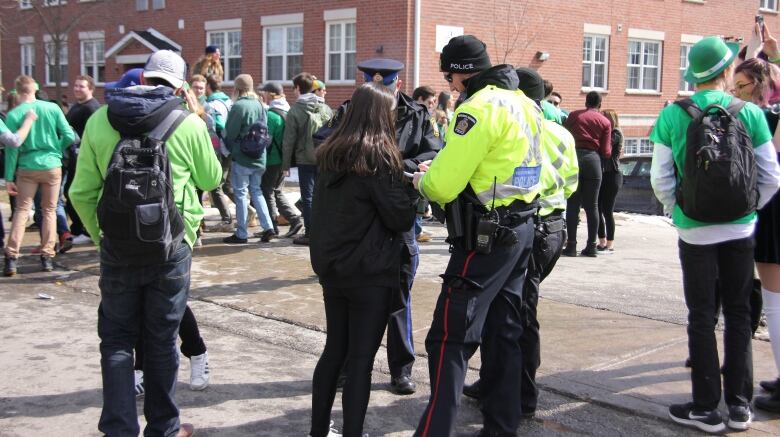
[0,20,780,437]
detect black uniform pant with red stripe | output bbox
[415,215,535,437]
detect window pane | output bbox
[628,66,640,89]
[628,41,641,64]
[329,24,341,52]
[644,43,659,66]
[582,37,592,62]
[227,58,241,81]
[266,28,283,55]
[266,56,283,80]
[152,0,164,9]
[287,26,303,53]
[345,52,356,80]
[643,67,658,90]
[136,0,147,10]
[287,54,303,80]
[594,64,605,88]
[582,64,592,87]
[83,41,93,63]
[228,31,241,57]
[210,32,225,54]
[329,53,341,80]
[97,65,106,83]
[345,23,356,51]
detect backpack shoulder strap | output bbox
[674,98,703,120]
[726,97,746,116]
[148,108,189,143]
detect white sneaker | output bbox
[307,421,342,437]
[71,234,92,245]
[189,352,210,391]
[134,370,145,398]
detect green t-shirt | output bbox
[541,100,562,124]
[649,89,772,229]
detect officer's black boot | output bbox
[580,242,598,257]
[562,242,577,257]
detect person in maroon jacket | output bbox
[562,91,612,257]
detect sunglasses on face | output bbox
[443,72,453,83]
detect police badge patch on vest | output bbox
[512,166,541,188]
[453,113,477,135]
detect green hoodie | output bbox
[282,93,332,169]
[69,106,221,249]
[4,99,75,181]
[224,96,266,169]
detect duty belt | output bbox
[496,200,539,227]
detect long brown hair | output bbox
[316,83,402,176]
[734,58,780,106]
[602,109,619,129]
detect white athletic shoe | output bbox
[71,234,93,245]
[307,420,342,437]
[134,370,145,398]
[189,352,210,391]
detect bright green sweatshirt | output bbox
[4,99,75,181]
[69,106,222,248]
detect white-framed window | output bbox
[81,39,105,84]
[207,30,242,82]
[44,0,66,5]
[624,137,654,156]
[679,44,695,93]
[761,0,778,11]
[152,0,164,9]
[627,40,662,91]
[136,0,147,10]
[582,34,609,90]
[44,38,68,86]
[264,24,303,82]
[19,0,32,8]
[326,21,356,83]
[20,42,35,77]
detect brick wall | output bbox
[2,0,777,138]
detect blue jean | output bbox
[230,161,273,239]
[97,244,192,437]
[414,217,423,236]
[33,184,70,235]
[298,164,318,232]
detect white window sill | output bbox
[760,8,779,15]
[682,0,705,4]
[625,90,662,96]
[581,87,609,94]
[324,80,356,86]
[45,83,69,87]
[678,91,694,96]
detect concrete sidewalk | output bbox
[2,205,780,435]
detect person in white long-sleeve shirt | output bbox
[650,36,780,434]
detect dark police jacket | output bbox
[314,91,442,249]
[309,170,417,288]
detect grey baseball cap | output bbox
[143,50,187,90]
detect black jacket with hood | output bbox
[309,169,417,288]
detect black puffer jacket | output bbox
[309,170,417,288]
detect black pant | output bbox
[598,171,622,241]
[261,163,301,226]
[63,146,88,236]
[310,285,391,437]
[134,305,206,370]
[415,215,535,437]
[387,238,418,378]
[566,149,602,247]
[679,237,755,410]
[520,217,566,414]
[210,154,233,222]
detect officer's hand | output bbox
[418,160,432,172]
[412,172,425,190]
[6,182,17,196]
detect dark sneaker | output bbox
[580,243,598,257]
[41,256,54,272]
[284,219,304,238]
[562,244,577,257]
[668,402,725,433]
[463,379,481,399]
[760,378,780,392]
[59,232,73,254]
[684,357,692,368]
[4,257,17,277]
[390,375,416,395]
[259,229,276,243]
[754,393,780,413]
[223,234,248,244]
[727,404,752,430]
[293,234,310,246]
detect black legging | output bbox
[566,149,602,247]
[310,285,391,437]
[134,305,206,370]
[598,170,623,241]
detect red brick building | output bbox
[1,0,777,155]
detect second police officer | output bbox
[412,35,545,436]
[314,58,442,394]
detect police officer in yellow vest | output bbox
[462,68,579,421]
[412,35,545,437]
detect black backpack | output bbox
[673,98,758,222]
[97,108,188,265]
[239,108,272,159]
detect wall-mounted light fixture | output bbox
[536,51,550,61]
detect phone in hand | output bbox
[757,14,766,41]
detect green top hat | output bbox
[684,36,740,84]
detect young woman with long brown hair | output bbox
[308,83,417,437]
